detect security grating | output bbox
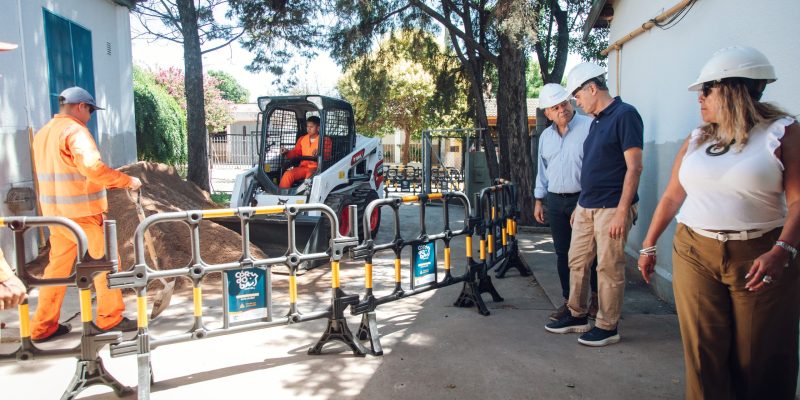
[321,108,354,171]
[263,108,302,182]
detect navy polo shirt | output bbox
[579,97,643,208]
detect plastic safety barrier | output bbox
[381,165,464,195]
[477,179,532,279]
[104,204,363,399]
[0,216,133,399]
[349,190,508,356]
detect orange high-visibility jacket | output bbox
[284,134,333,170]
[33,114,132,218]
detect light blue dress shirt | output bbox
[534,113,593,199]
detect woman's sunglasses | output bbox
[701,81,719,97]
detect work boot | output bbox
[32,323,72,343]
[102,317,138,332]
[588,293,599,320]
[549,302,570,321]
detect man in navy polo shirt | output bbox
[544,62,643,347]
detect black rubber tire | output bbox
[353,189,381,239]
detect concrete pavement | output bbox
[0,205,686,399]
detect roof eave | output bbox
[583,0,610,41]
[112,0,139,10]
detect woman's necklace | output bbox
[705,139,735,156]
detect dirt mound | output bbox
[107,162,268,273]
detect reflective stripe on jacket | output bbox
[33,114,132,217]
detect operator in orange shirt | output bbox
[279,116,332,188]
[31,86,142,342]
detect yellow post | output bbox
[488,233,494,254]
[365,262,373,289]
[193,287,202,317]
[202,209,236,219]
[331,261,340,289]
[137,296,148,328]
[466,236,473,258]
[289,275,298,304]
[444,247,451,271]
[502,227,508,246]
[394,258,401,283]
[79,289,93,323]
[480,239,486,261]
[18,303,30,338]
[492,207,496,220]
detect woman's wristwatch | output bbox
[774,240,798,263]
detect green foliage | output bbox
[526,61,544,98]
[208,70,250,103]
[338,30,469,139]
[132,66,187,165]
[210,192,232,206]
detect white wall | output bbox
[605,0,800,302]
[0,0,137,261]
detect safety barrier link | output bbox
[480,179,532,279]
[0,216,133,399]
[103,204,363,399]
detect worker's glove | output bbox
[129,177,143,190]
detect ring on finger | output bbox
[762,275,774,284]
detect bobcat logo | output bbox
[417,244,431,260]
[277,198,289,205]
[235,270,259,291]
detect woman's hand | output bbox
[638,253,657,284]
[745,246,791,291]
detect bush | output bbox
[133,66,188,165]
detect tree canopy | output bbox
[209,70,250,103]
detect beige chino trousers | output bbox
[567,204,637,330]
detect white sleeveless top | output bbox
[675,117,793,231]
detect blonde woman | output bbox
[638,46,799,399]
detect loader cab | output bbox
[255,95,356,194]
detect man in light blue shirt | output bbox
[533,83,597,321]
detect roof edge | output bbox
[583,0,609,41]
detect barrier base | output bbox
[308,318,367,357]
[453,280,492,316]
[61,358,133,400]
[494,246,532,278]
[356,312,384,356]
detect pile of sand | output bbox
[108,162,268,273]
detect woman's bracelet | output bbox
[775,241,797,262]
[639,245,657,257]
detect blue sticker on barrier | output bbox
[412,241,436,289]
[226,267,268,324]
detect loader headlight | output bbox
[257,97,271,112]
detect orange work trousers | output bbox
[31,214,124,339]
[279,166,316,188]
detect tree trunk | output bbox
[496,33,534,225]
[177,0,210,191]
[401,128,411,165]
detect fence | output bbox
[209,132,260,168]
[0,181,527,399]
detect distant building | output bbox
[211,103,260,167]
[0,0,139,260]
[484,98,540,136]
[585,0,800,304]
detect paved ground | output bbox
[0,204,687,399]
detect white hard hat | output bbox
[566,62,606,95]
[688,46,776,91]
[538,84,570,109]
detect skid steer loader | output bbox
[222,95,384,268]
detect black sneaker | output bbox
[102,317,138,332]
[578,326,620,347]
[545,314,591,334]
[549,302,570,321]
[32,323,72,343]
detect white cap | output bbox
[688,46,776,91]
[565,62,606,95]
[538,84,570,109]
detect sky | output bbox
[130,15,343,103]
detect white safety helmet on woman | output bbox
[538,84,571,109]
[565,62,606,96]
[688,45,776,91]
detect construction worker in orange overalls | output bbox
[279,116,332,188]
[30,86,142,342]
[0,40,27,311]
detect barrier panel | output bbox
[477,180,532,279]
[0,216,133,399]
[382,164,464,195]
[105,204,361,399]
[349,191,507,356]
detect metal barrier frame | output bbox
[106,204,362,399]
[0,216,133,399]
[350,191,504,355]
[477,180,532,279]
